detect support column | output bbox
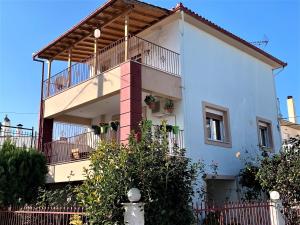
[46,60,52,97]
[120,61,142,144]
[68,49,72,87]
[94,38,98,76]
[41,118,53,151]
[124,15,129,61]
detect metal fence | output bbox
[0,125,37,149]
[0,206,88,225]
[194,201,273,225]
[43,35,180,98]
[44,129,120,164]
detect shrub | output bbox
[0,140,48,206]
[76,121,204,225]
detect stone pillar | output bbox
[120,61,142,144]
[269,191,286,225]
[122,188,144,225]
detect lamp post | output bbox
[94,29,101,76]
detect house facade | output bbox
[33,0,286,201]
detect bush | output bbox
[0,140,48,206]
[76,121,204,225]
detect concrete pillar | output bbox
[119,61,142,144]
[287,96,297,123]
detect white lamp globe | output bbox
[94,29,101,38]
[270,191,280,201]
[127,188,141,202]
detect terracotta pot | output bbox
[148,102,156,109]
[165,107,174,113]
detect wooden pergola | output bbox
[33,0,172,63]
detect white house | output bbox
[33,0,286,202]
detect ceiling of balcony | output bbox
[34,0,171,62]
[65,94,120,118]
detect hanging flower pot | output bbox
[172,125,179,134]
[164,99,174,114]
[110,121,119,132]
[144,95,156,109]
[100,123,109,134]
[92,125,100,135]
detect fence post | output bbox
[269,191,286,225]
[122,188,145,225]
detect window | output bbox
[203,102,231,148]
[257,117,273,150]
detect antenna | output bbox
[251,34,269,48]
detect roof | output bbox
[172,3,287,68]
[34,1,286,68]
[4,115,10,122]
[33,0,171,62]
[280,119,300,131]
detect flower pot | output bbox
[148,102,156,109]
[110,121,119,132]
[165,107,174,114]
[172,125,179,134]
[100,125,109,134]
[92,125,100,135]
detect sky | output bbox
[0,0,299,130]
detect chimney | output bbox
[287,96,297,124]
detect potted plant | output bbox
[110,121,119,132]
[164,99,174,113]
[92,125,100,135]
[172,125,179,134]
[144,95,156,109]
[160,124,173,132]
[99,123,109,134]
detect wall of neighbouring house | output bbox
[180,16,282,178]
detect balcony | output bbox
[43,35,180,99]
[45,124,183,165]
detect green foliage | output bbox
[256,136,300,224]
[76,120,204,225]
[144,95,156,105]
[0,140,48,206]
[36,181,78,207]
[238,163,263,200]
[164,99,174,110]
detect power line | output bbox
[0,112,38,115]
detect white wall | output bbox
[180,20,281,176]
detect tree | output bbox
[256,136,300,224]
[239,136,300,224]
[0,140,48,207]
[76,121,205,225]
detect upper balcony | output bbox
[42,35,182,118]
[43,35,180,99]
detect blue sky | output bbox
[0,0,299,129]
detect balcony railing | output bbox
[44,124,184,164]
[43,35,180,99]
[44,129,119,164]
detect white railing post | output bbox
[122,188,144,225]
[269,191,286,225]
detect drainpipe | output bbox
[33,55,45,151]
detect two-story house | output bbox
[33,0,286,202]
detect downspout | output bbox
[33,56,45,152]
[272,65,286,151]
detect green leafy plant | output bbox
[0,140,48,207]
[76,120,206,225]
[91,125,100,135]
[110,121,119,132]
[99,123,109,134]
[164,99,174,113]
[69,214,83,225]
[144,95,156,109]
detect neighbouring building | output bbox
[33,0,286,202]
[280,96,300,140]
[0,115,37,148]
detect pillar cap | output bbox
[127,188,141,202]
